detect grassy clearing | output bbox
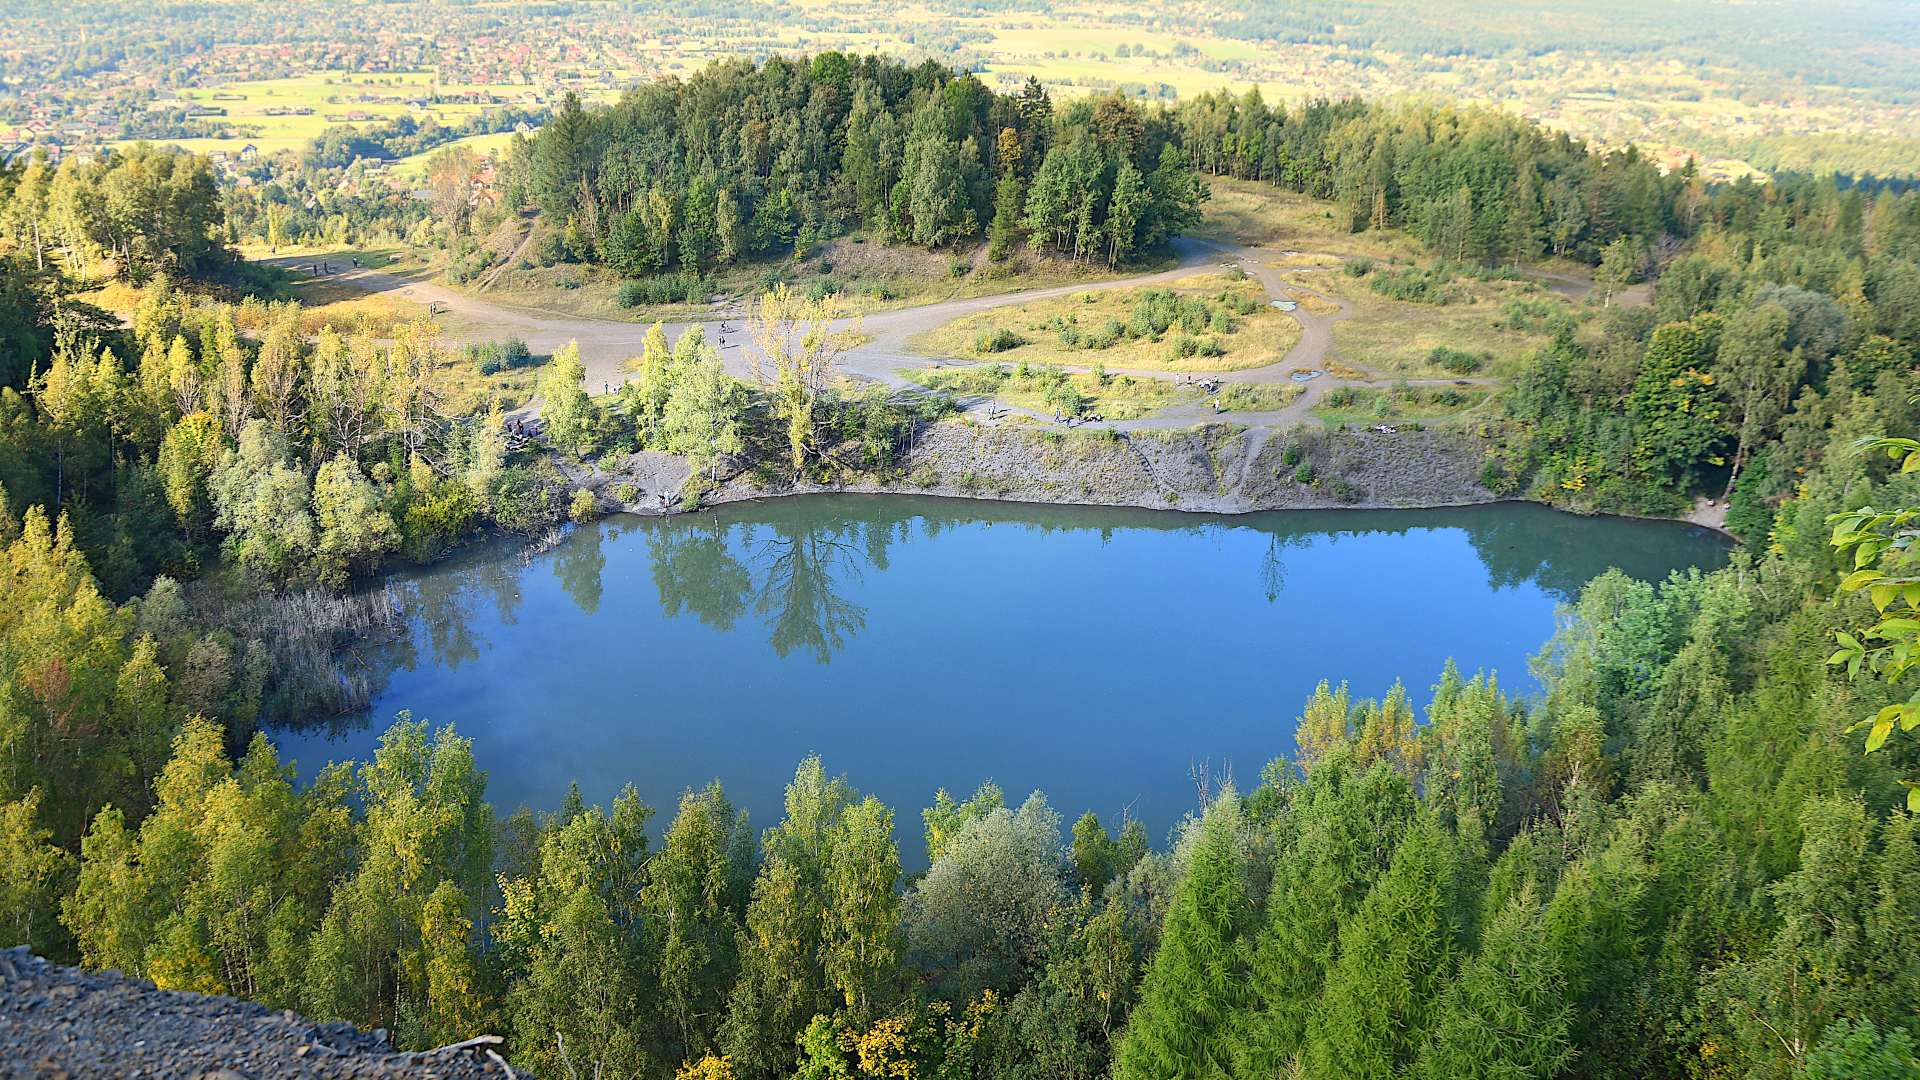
[1215,383,1305,412]
[900,363,1197,421]
[1310,383,1491,425]
[910,276,1300,373]
[961,248,1180,298]
[1301,268,1583,380]
[1187,178,1428,262]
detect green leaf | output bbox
[1869,720,1894,753]
[1874,584,1901,611]
[1842,569,1887,592]
[1837,631,1863,650]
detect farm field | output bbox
[107,72,581,159]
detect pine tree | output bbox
[1114,796,1251,1080]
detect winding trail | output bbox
[269,236,1501,430]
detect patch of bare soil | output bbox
[814,237,955,280]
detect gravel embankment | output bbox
[580,420,1499,517]
[0,948,528,1080]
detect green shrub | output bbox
[569,488,599,522]
[1344,257,1375,277]
[1294,460,1314,482]
[615,273,718,307]
[401,483,478,563]
[1428,345,1483,374]
[489,466,565,533]
[1087,318,1127,349]
[463,336,536,375]
[1282,441,1301,466]
[974,327,1027,354]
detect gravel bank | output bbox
[0,948,528,1080]
[580,419,1498,516]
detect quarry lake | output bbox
[275,496,1734,858]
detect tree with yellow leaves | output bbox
[749,284,863,478]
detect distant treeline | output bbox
[300,106,549,171]
[1170,90,1709,265]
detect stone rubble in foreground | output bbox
[0,947,530,1080]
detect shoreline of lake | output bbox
[556,418,1739,540]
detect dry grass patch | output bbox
[1312,383,1491,425]
[1284,288,1342,316]
[1215,383,1305,412]
[1301,271,1576,380]
[909,280,1300,373]
[901,363,1196,421]
[961,248,1179,298]
[1187,177,1427,262]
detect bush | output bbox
[1428,346,1483,374]
[401,482,478,564]
[975,327,1027,354]
[1294,461,1315,483]
[616,483,641,503]
[1480,459,1504,489]
[948,257,971,278]
[1130,289,1176,337]
[1281,441,1301,466]
[489,466,565,533]
[570,488,599,522]
[1175,295,1211,334]
[464,336,537,375]
[615,273,719,308]
[1087,318,1127,349]
[805,275,844,302]
[1344,257,1375,277]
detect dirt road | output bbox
[275,237,1501,430]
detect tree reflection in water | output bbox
[642,509,888,663]
[293,496,1732,740]
[751,518,878,663]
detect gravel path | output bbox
[0,948,527,1080]
[272,238,1501,431]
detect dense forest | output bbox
[510,55,1208,273]
[5,52,1920,1080]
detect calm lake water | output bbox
[275,496,1734,860]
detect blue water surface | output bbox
[275,496,1733,861]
